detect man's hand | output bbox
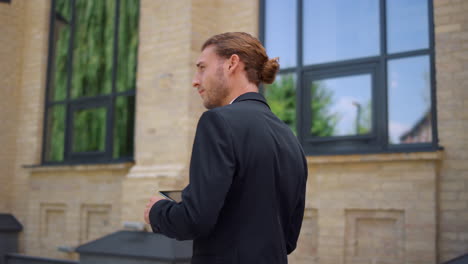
[144,196,165,225]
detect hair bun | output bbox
[260,57,280,84]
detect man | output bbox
[144,32,307,264]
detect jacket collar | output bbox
[232,92,270,109]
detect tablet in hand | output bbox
[159,190,183,203]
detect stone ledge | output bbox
[24,162,135,174]
[307,151,443,165]
[127,163,186,178]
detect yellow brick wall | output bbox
[0,0,24,213]
[1,0,467,263]
[27,164,131,260]
[0,0,51,254]
[134,0,194,169]
[434,0,468,262]
[288,153,440,264]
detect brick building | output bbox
[0,0,467,263]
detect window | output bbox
[261,0,438,155]
[42,0,139,164]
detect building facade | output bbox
[0,0,467,263]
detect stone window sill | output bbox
[23,161,135,173]
[307,150,443,165]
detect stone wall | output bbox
[434,0,468,262]
[0,0,51,254]
[1,0,468,263]
[0,0,24,213]
[289,152,440,264]
[26,164,131,260]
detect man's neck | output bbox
[224,83,259,106]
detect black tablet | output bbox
[159,190,183,203]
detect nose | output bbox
[192,75,200,89]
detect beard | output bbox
[202,65,230,109]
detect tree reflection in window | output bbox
[311,75,372,138]
[43,0,139,164]
[264,74,297,134]
[310,82,338,137]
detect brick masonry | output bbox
[299,154,439,264]
[0,0,24,214]
[434,0,468,262]
[0,0,50,254]
[0,0,467,263]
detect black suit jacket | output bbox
[150,92,308,264]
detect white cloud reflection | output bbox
[389,121,410,144]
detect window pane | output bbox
[73,106,107,152]
[303,0,379,65]
[264,0,297,68]
[45,105,66,162]
[388,56,431,144]
[264,73,296,134]
[113,95,135,158]
[71,0,115,98]
[56,0,72,21]
[50,0,72,102]
[311,74,372,137]
[116,0,139,92]
[387,0,429,54]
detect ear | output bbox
[227,54,240,73]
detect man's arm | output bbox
[149,110,235,240]
[286,153,308,254]
[285,188,305,254]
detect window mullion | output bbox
[278,68,297,75]
[385,49,431,60]
[64,0,76,162]
[69,99,112,163]
[380,0,389,150]
[42,0,57,164]
[296,0,304,144]
[428,0,439,148]
[258,0,265,44]
[107,0,121,159]
[302,56,380,72]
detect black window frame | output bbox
[42,0,138,165]
[259,0,440,155]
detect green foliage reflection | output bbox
[46,105,66,161]
[310,82,338,137]
[51,0,71,101]
[355,101,372,135]
[117,0,139,92]
[264,74,296,134]
[73,107,107,152]
[113,96,135,158]
[71,0,115,98]
[45,0,139,162]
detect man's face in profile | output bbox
[193,45,230,109]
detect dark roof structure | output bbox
[0,213,23,232]
[443,253,468,264]
[75,230,192,262]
